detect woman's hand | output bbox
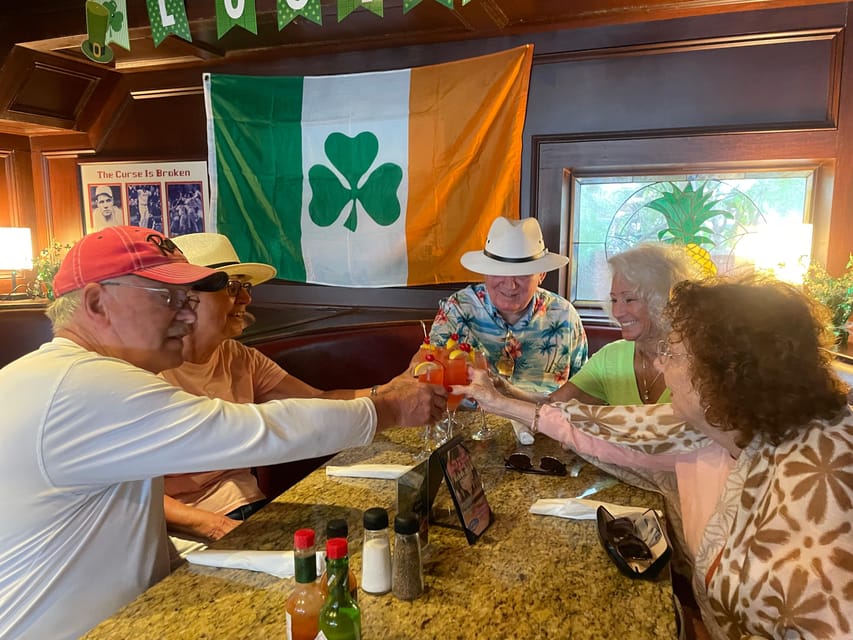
[453,367,503,413]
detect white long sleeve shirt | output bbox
[0,338,377,640]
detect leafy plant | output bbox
[803,254,853,345]
[30,241,74,300]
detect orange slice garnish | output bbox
[448,349,468,360]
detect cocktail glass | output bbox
[414,357,445,460]
[496,331,515,380]
[470,349,497,441]
[440,350,469,439]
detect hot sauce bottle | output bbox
[285,528,324,640]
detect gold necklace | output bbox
[639,352,663,403]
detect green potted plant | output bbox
[29,241,74,301]
[803,255,853,349]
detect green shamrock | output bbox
[308,132,403,232]
[103,0,125,34]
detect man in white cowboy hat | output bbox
[161,233,442,555]
[429,217,588,394]
[0,226,443,640]
[91,184,124,230]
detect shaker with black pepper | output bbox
[392,511,424,600]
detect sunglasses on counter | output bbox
[504,453,567,476]
[596,506,671,580]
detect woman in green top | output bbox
[504,243,695,406]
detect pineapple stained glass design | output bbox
[644,181,733,277]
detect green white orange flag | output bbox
[203,45,533,287]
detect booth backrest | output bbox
[0,308,53,368]
[250,320,621,390]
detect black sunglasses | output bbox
[604,516,653,561]
[504,453,567,476]
[226,280,253,297]
[596,506,671,580]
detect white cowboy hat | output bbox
[172,233,277,286]
[460,217,569,276]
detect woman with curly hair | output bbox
[457,273,852,640]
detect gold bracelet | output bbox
[531,401,546,434]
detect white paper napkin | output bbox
[510,419,535,445]
[530,498,652,520]
[325,464,413,479]
[185,549,325,578]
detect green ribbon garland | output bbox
[146,0,192,46]
[216,0,258,38]
[278,0,323,28]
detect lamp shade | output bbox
[0,227,33,271]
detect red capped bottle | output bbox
[285,528,324,640]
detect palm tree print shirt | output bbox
[429,284,588,394]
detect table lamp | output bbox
[0,227,33,299]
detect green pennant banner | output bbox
[402,0,422,12]
[104,0,130,51]
[216,0,258,38]
[146,0,192,46]
[338,0,383,22]
[278,0,322,28]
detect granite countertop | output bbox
[83,415,677,639]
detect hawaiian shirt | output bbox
[429,284,588,393]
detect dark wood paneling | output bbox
[8,62,99,127]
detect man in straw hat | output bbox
[429,217,587,394]
[161,233,435,555]
[0,226,443,640]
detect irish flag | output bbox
[204,45,533,287]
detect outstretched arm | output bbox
[163,495,241,542]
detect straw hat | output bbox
[460,217,568,276]
[172,233,277,286]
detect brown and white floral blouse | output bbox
[546,401,853,640]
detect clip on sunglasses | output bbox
[595,505,671,580]
[504,453,567,476]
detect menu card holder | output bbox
[396,436,493,545]
[434,436,493,544]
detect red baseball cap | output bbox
[54,226,224,297]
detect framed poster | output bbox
[79,161,209,237]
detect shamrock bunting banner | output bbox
[216,0,258,38]
[338,0,382,22]
[278,0,323,28]
[146,0,192,47]
[203,45,533,287]
[84,0,479,56]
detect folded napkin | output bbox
[185,549,324,579]
[510,419,535,445]
[326,464,413,480]
[530,498,653,521]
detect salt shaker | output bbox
[361,507,392,595]
[392,512,424,600]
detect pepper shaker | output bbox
[392,512,424,600]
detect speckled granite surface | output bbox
[82,415,677,639]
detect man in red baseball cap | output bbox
[0,226,444,640]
